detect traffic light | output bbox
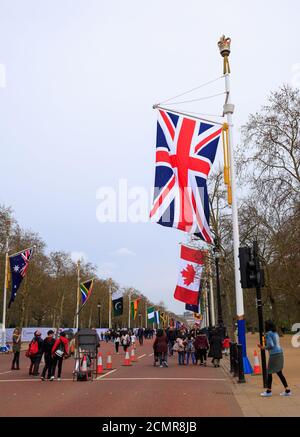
[239,246,265,289]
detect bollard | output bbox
[233,344,239,378]
[237,344,246,384]
[229,343,234,373]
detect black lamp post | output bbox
[97,302,101,328]
[213,238,223,327]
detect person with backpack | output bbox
[185,334,196,365]
[50,331,69,381]
[11,328,21,370]
[26,330,44,376]
[114,333,121,354]
[41,330,55,381]
[194,330,209,366]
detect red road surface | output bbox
[0,340,242,417]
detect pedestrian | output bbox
[153,329,168,367]
[130,332,137,349]
[166,327,176,357]
[50,331,69,381]
[26,330,44,376]
[222,335,231,356]
[208,328,223,367]
[41,330,55,381]
[121,331,130,353]
[11,328,21,370]
[259,320,291,397]
[173,335,185,365]
[194,330,209,366]
[137,327,144,345]
[114,333,121,354]
[185,334,196,365]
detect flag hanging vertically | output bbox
[80,279,94,310]
[8,247,34,308]
[174,245,205,306]
[147,306,155,321]
[154,310,160,325]
[150,109,222,243]
[131,298,140,320]
[112,291,123,317]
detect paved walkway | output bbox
[0,340,242,417]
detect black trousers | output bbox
[139,337,143,345]
[12,351,20,368]
[51,356,63,378]
[41,354,53,379]
[115,342,119,353]
[267,371,288,390]
[197,349,207,364]
[29,355,42,375]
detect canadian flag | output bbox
[174,244,205,306]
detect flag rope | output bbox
[155,75,225,106]
[161,91,226,106]
[222,122,232,205]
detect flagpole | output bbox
[108,278,112,329]
[76,260,80,331]
[218,35,252,374]
[1,233,9,350]
[208,254,216,326]
[128,288,132,330]
[145,303,147,329]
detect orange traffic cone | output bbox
[122,350,132,366]
[252,350,262,375]
[130,347,137,362]
[106,352,113,370]
[96,352,104,375]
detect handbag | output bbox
[55,340,65,357]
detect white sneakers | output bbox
[260,391,272,397]
[260,390,292,397]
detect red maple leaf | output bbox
[181,264,196,286]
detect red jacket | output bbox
[52,336,69,356]
[222,338,230,348]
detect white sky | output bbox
[0,0,299,313]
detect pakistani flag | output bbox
[113,291,123,317]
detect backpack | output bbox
[27,340,39,357]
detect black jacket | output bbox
[43,337,55,355]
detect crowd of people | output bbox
[9,319,291,396]
[153,326,230,368]
[11,328,70,381]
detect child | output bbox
[185,335,196,365]
[174,335,185,365]
[222,335,231,356]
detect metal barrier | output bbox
[229,342,246,383]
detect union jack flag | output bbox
[8,247,34,307]
[150,109,222,243]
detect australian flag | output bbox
[8,248,33,308]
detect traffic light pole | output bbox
[253,242,268,388]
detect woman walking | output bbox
[153,329,168,367]
[41,330,55,381]
[50,331,69,381]
[260,320,291,397]
[208,328,223,367]
[11,328,21,370]
[114,333,120,354]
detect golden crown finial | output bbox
[218,35,231,74]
